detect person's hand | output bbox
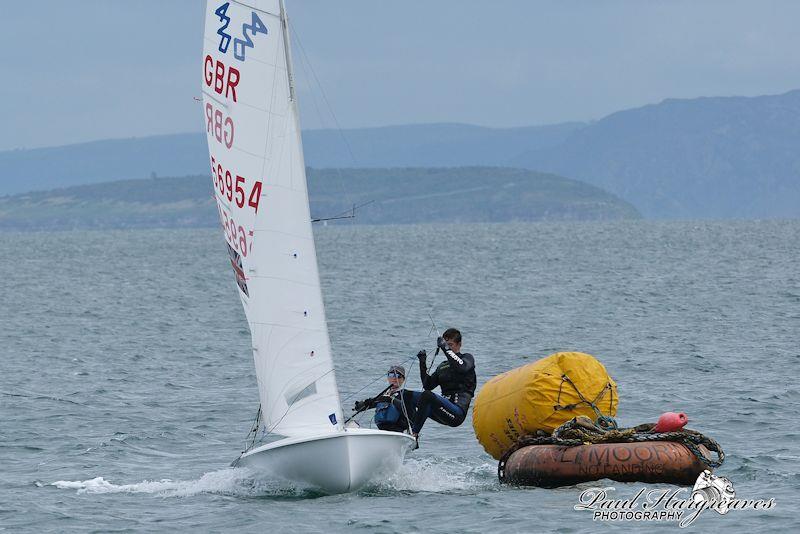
[417,350,427,362]
[436,336,449,351]
[354,400,367,411]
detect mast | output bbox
[279,0,296,103]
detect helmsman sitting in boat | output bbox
[412,328,477,442]
[354,365,416,433]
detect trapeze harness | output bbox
[412,347,476,433]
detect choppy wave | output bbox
[7,222,797,531]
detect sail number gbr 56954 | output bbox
[210,155,262,213]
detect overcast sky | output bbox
[3,0,800,151]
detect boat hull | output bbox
[234,428,416,493]
[500,441,707,487]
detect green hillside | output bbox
[0,168,639,231]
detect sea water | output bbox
[1,220,798,532]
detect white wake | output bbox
[51,458,497,497]
[50,468,264,497]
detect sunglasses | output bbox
[387,372,404,378]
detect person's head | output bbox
[442,327,462,352]
[387,365,406,389]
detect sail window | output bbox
[285,382,317,406]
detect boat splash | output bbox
[49,458,497,498]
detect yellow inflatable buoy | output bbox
[473,352,618,460]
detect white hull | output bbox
[234,428,416,493]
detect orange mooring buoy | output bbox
[500,441,707,487]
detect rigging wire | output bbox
[243,404,263,452]
[289,21,358,166]
[291,26,329,152]
[399,386,414,434]
[426,311,442,373]
[289,20,364,227]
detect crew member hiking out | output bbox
[353,365,416,433]
[412,328,476,445]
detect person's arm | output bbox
[354,385,391,411]
[417,350,439,390]
[437,337,475,373]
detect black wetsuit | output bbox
[412,347,477,433]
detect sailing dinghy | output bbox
[200,0,415,493]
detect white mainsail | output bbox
[201,0,343,438]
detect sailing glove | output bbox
[354,400,368,411]
[436,336,450,351]
[416,350,427,362]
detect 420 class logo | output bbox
[214,2,267,61]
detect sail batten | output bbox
[202,0,343,438]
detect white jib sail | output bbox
[201,0,344,437]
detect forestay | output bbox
[201,0,343,437]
